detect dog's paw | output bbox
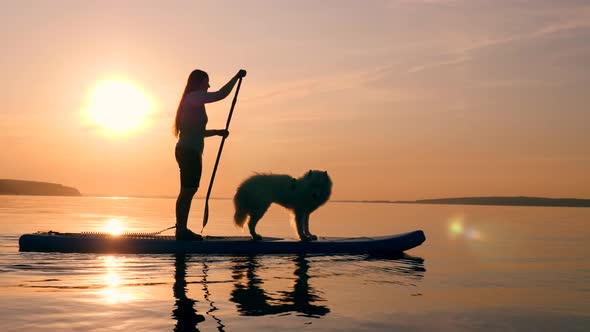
[309,234,318,241]
[250,234,263,241]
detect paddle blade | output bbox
[202,202,209,231]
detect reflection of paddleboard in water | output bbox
[19,230,425,254]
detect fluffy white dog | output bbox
[233,170,332,241]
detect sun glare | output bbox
[84,79,152,134]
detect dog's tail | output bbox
[233,190,249,228]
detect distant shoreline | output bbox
[0,179,81,197]
[87,196,590,208]
[333,196,590,208]
[1,181,589,209]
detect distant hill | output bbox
[0,179,81,196]
[393,196,590,208]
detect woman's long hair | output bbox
[173,69,209,137]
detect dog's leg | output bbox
[303,213,311,236]
[295,210,311,241]
[246,202,270,241]
[247,213,264,241]
[303,213,317,240]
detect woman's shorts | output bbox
[175,146,202,188]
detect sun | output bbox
[102,218,125,236]
[84,79,152,134]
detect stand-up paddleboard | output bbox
[19,230,425,255]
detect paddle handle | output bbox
[202,77,243,232]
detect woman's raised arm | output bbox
[199,69,247,104]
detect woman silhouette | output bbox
[173,69,247,240]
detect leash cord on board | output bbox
[77,225,177,238]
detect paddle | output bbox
[201,77,243,232]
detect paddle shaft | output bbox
[202,77,243,231]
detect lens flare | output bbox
[466,229,482,240]
[450,219,464,235]
[448,217,483,241]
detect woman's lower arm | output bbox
[202,76,238,103]
[218,76,238,97]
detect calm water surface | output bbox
[0,196,588,331]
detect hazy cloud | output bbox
[244,64,410,107]
[407,4,590,73]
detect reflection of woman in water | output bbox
[173,254,204,331]
[173,69,247,240]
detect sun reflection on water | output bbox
[99,256,134,304]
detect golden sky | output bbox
[1,0,589,200]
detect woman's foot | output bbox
[176,228,203,241]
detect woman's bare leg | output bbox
[176,187,198,238]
